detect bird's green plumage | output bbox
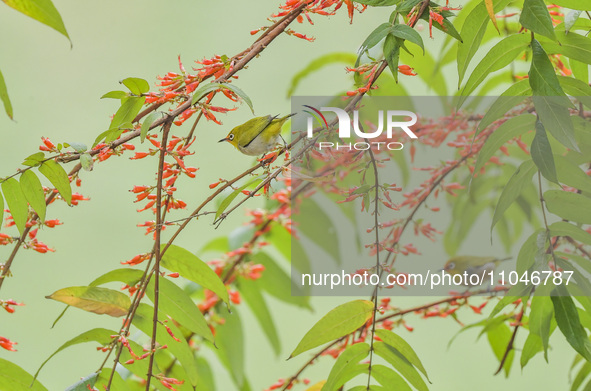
[219,114,294,156]
[443,256,511,276]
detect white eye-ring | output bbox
[229,134,234,141]
[447,262,455,270]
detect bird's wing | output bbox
[243,115,276,148]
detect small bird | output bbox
[218,114,295,156]
[443,256,511,285]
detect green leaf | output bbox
[529,296,554,360]
[457,0,512,85]
[491,160,537,232]
[288,53,356,96]
[100,90,127,100]
[140,111,160,143]
[532,96,578,151]
[121,77,150,95]
[521,333,544,368]
[108,96,146,130]
[474,114,535,174]
[146,277,215,342]
[33,328,115,381]
[384,33,401,82]
[459,34,530,107]
[322,343,370,391]
[95,369,129,391]
[572,362,591,391]
[558,76,591,110]
[391,24,424,54]
[541,31,591,65]
[549,221,591,246]
[370,364,412,391]
[529,39,565,95]
[520,0,556,40]
[89,268,143,287]
[0,68,13,119]
[237,277,281,355]
[133,303,200,387]
[359,24,392,55]
[549,0,591,11]
[289,300,374,358]
[215,177,261,220]
[477,80,531,134]
[160,244,230,306]
[46,286,130,317]
[3,0,69,41]
[531,120,558,184]
[298,197,341,264]
[64,373,97,391]
[38,159,72,205]
[20,170,46,222]
[255,252,311,309]
[213,308,248,389]
[554,155,591,192]
[373,342,429,391]
[0,358,48,391]
[2,177,29,235]
[552,288,591,363]
[544,190,591,224]
[487,322,514,377]
[375,329,430,381]
[22,151,45,167]
[570,59,589,84]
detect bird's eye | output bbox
[447,262,455,270]
[229,134,234,141]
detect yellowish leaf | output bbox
[306,381,326,390]
[46,286,130,317]
[485,0,499,33]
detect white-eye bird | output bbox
[218,114,295,156]
[443,255,511,285]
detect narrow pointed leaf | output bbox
[140,111,160,142]
[288,53,356,96]
[1,178,29,235]
[484,0,499,33]
[370,365,412,391]
[529,296,554,360]
[46,286,130,317]
[0,68,13,119]
[474,114,535,173]
[3,0,69,40]
[520,0,556,40]
[477,80,531,134]
[491,160,537,232]
[322,343,370,391]
[375,329,430,381]
[160,244,230,306]
[549,0,589,10]
[552,287,591,363]
[0,358,48,391]
[33,328,115,381]
[544,190,591,224]
[215,177,261,220]
[38,159,72,205]
[20,170,46,222]
[289,300,374,358]
[133,303,200,386]
[236,277,281,354]
[459,34,530,107]
[565,10,582,34]
[146,277,214,342]
[374,342,429,391]
[391,24,424,54]
[531,120,558,184]
[554,155,591,192]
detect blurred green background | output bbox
[0,0,575,390]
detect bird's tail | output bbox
[281,113,297,120]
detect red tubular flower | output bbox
[398,65,417,76]
[0,336,17,351]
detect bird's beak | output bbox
[218,137,229,143]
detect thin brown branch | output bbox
[145,120,172,390]
[494,304,525,375]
